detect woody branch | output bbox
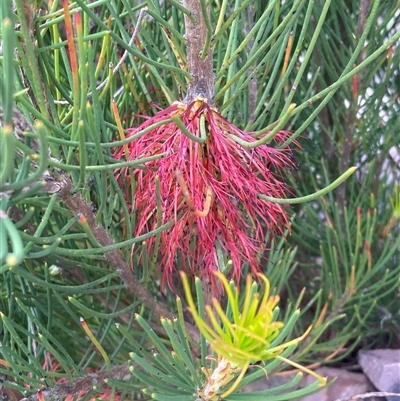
[183,0,214,103]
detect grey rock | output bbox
[242,367,379,401]
[359,349,400,401]
[296,367,377,401]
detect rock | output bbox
[296,367,377,401]
[359,349,400,401]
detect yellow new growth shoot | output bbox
[181,272,326,400]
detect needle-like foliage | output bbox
[0,1,399,400]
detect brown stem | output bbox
[336,106,355,212]
[356,0,372,62]
[182,0,216,310]
[1,107,200,343]
[245,4,258,125]
[337,0,371,212]
[183,0,214,104]
[56,176,199,342]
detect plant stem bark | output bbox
[56,176,199,342]
[337,0,371,212]
[182,1,216,309]
[183,0,214,104]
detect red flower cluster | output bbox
[114,99,294,293]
